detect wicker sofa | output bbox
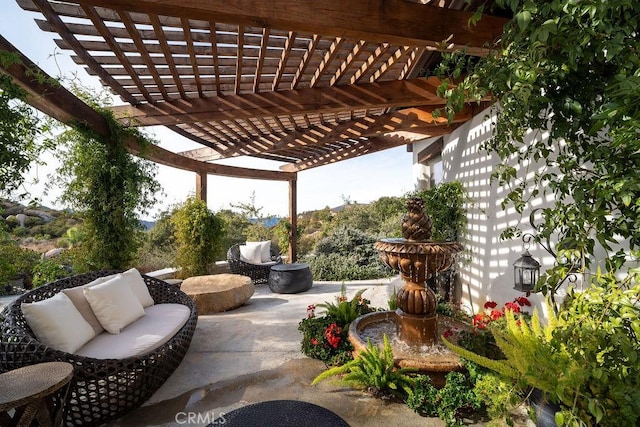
[227,242,282,284]
[0,271,198,426]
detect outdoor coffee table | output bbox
[268,263,313,293]
[0,361,74,426]
[209,400,348,426]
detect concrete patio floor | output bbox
[107,277,460,427]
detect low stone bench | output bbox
[181,274,254,314]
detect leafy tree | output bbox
[230,190,263,220]
[171,197,223,278]
[0,52,49,198]
[437,0,640,290]
[409,181,469,242]
[51,88,160,270]
[216,209,251,258]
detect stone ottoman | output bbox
[268,263,313,294]
[181,274,254,314]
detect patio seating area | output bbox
[106,277,467,427]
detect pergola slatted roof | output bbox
[15,0,504,174]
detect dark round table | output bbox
[268,263,313,293]
[209,400,349,427]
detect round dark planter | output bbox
[268,263,313,294]
[529,388,560,427]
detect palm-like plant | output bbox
[312,334,415,399]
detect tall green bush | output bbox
[171,197,223,278]
[52,89,160,270]
[410,181,468,242]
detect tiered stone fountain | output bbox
[348,198,466,385]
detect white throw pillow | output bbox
[22,292,95,353]
[119,268,154,307]
[258,240,272,263]
[84,275,145,334]
[239,243,263,264]
[62,276,112,336]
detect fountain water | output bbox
[347,198,467,385]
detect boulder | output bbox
[44,248,66,259]
[181,274,254,314]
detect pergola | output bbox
[1,0,506,260]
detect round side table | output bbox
[0,362,74,426]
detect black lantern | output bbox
[513,249,541,292]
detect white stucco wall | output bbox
[412,107,557,317]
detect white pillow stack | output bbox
[239,241,272,264]
[21,268,156,353]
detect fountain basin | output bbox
[348,311,471,387]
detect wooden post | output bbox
[288,176,298,263]
[195,171,207,203]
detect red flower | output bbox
[324,323,342,348]
[473,313,489,329]
[311,338,318,345]
[515,296,531,307]
[484,301,498,309]
[489,310,504,321]
[504,302,521,313]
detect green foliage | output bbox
[410,181,468,242]
[298,316,354,366]
[325,197,405,238]
[244,221,272,242]
[171,197,223,278]
[317,284,375,326]
[51,88,160,270]
[216,209,251,259]
[472,368,522,423]
[299,286,375,365]
[31,258,69,288]
[304,226,391,281]
[136,208,178,272]
[312,334,415,399]
[444,272,640,427]
[436,0,640,279]
[0,52,48,198]
[407,371,482,427]
[0,242,39,291]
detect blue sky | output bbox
[2,2,415,219]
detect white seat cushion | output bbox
[75,304,191,359]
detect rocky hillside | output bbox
[1,199,83,253]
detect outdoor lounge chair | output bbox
[0,271,198,426]
[227,242,282,284]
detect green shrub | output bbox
[0,242,39,292]
[32,258,69,287]
[171,197,223,278]
[298,286,376,365]
[407,371,482,427]
[298,315,354,366]
[304,226,391,281]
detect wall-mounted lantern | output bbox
[513,247,541,292]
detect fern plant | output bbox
[444,277,640,427]
[317,284,372,326]
[311,334,415,399]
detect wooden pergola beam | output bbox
[58,0,507,52]
[177,104,482,162]
[107,78,445,127]
[280,125,461,172]
[0,35,295,182]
